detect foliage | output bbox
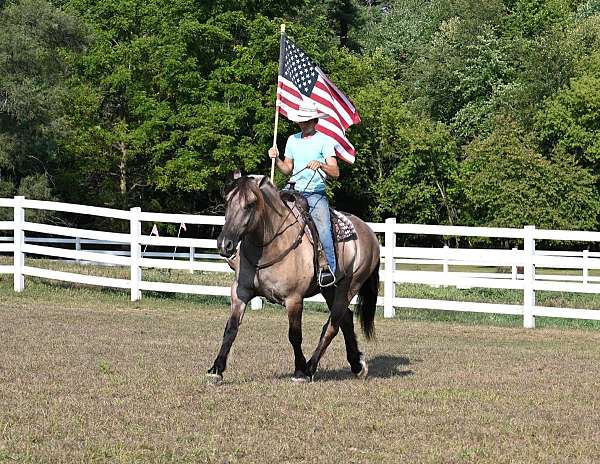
[1,0,600,233]
[459,121,599,230]
[355,0,442,70]
[312,0,363,50]
[0,0,86,197]
[348,80,458,224]
[53,0,339,212]
[535,51,600,175]
[409,16,514,139]
[504,0,573,37]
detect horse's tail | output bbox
[355,266,379,341]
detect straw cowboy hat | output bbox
[287,100,329,123]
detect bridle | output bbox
[225,169,324,270]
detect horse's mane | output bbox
[225,175,283,237]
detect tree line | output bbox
[1,0,600,233]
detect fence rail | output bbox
[1,196,599,327]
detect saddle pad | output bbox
[331,210,357,242]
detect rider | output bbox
[268,101,339,287]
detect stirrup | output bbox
[318,267,336,288]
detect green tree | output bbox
[57,0,339,212]
[320,0,363,49]
[535,52,600,177]
[346,80,458,224]
[356,0,440,69]
[459,121,598,230]
[409,14,514,139]
[492,2,600,129]
[505,0,572,37]
[0,0,86,199]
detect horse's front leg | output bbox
[286,298,310,383]
[207,283,249,384]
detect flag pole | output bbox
[271,23,286,183]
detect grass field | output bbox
[1,276,600,463]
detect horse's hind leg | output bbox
[305,304,345,378]
[286,298,309,382]
[311,309,365,378]
[339,309,366,376]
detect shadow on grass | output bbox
[279,355,414,382]
[366,354,414,378]
[318,355,414,382]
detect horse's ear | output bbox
[258,175,270,189]
[223,175,240,198]
[233,170,242,180]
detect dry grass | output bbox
[1,279,600,463]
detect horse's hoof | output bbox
[355,356,368,380]
[206,373,224,386]
[291,374,312,384]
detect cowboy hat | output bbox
[287,100,329,123]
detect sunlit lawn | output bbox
[1,276,600,463]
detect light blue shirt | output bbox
[284,132,336,193]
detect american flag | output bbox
[276,35,361,164]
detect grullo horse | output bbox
[208,175,380,383]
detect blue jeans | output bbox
[303,192,336,274]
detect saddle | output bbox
[280,190,357,276]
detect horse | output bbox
[207,174,381,384]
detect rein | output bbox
[240,205,304,270]
[249,206,296,248]
[243,188,305,270]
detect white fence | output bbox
[1,196,600,328]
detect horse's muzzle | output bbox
[217,237,238,259]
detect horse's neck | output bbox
[250,195,299,248]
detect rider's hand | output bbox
[268,147,279,159]
[306,160,322,171]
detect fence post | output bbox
[583,249,589,284]
[383,217,396,318]
[130,207,142,302]
[511,247,517,281]
[442,244,449,287]
[13,196,25,292]
[75,237,81,264]
[189,246,195,274]
[523,225,536,329]
[251,297,263,310]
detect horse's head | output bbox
[217,175,279,258]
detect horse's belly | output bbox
[254,266,315,306]
[258,287,286,305]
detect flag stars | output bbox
[282,38,319,96]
